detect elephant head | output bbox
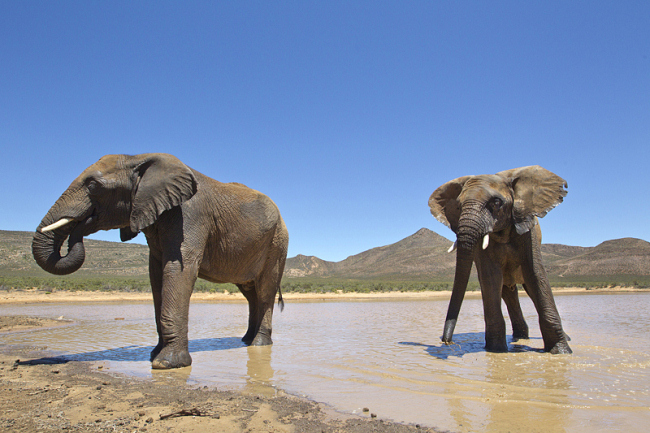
[429,165,567,343]
[32,153,197,275]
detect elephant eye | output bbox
[86,178,103,195]
[489,197,503,212]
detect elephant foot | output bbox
[249,330,273,346]
[151,346,192,369]
[485,339,508,353]
[548,341,572,355]
[512,328,529,341]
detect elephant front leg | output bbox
[522,231,572,354]
[476,256,508,352]
[149,254,164,362]
[501,285,529,340]
[151,260,198,369]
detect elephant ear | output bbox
[129,154,198,233]
[428,176,471,234]
[498,165,567,235]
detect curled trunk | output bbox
[32,216,86,276]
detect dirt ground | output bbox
[0,316,441,433]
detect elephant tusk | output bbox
[448,241,457,253]
[482,234,490,250]
[41,218,74,233]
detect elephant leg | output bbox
[149,254,164,362]
[475,256,508,353]
[521,231,572,354]
[248,256,285,346]
[151,259,198,369]
[239,282,259,345]
[501,284,529,340]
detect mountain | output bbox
[286,228,456,279]
[2,229,649,282]
[283,254,337,278]
[542,238,650,278]
[285,230,650,280]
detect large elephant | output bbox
[32,153,289,369]
[428,165,571,354]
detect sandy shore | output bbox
[0,286,647,305]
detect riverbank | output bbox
[0,286,647,305]
[0,316,437,432]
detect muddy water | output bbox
[2,293,649,432]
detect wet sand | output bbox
[0,315,437,433]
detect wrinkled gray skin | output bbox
[33,153,289,369]
[429,166,571,354]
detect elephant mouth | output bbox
[39,210,98,235]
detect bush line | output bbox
[1,275,649,293]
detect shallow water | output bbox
[2,293,649,432]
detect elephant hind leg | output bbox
[248,278,279,346]
[502,284,529,340]
[239,282,258,345]
[247,261,285,346]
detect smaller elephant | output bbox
[429,165,571,354]
[33,153,289,368]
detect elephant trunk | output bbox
[32,192,90,275]
[442,202,492,344]
[32,221,86,276]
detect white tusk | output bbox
[40,218,74,233]
[482,234,490,250]
[447,241,457,253]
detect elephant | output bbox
[32,153,289,369]
[428,165,572,354]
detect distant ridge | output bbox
[286,228,456,279]
[286,229,650,280]
[1,229,649,282]
[542,238,650,278]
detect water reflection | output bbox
[244,345,275,396]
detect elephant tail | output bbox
[277,287,285,312]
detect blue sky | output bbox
[1,1,649,262]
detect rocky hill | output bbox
[286,229,650,281]
[542,238,650,278]
[2,229,649,282]
[286,228,457,279]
